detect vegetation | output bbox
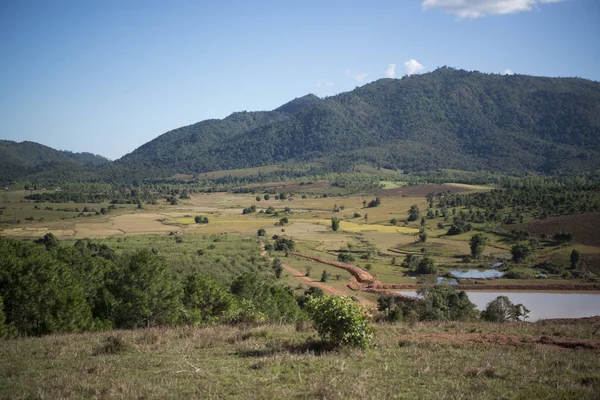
[306,295,373,348]
[481,296,530,323]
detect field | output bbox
[2,181,600,292]
[1,319,598,399]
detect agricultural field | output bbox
[2,180,599,291]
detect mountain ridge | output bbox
[2,67,600,183]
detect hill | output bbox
[111,68,600,180]
[0,140,109,183]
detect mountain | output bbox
[0,140,108,183]
[3,68,600,184]
[112,68,600,179]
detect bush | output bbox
[274,237,295,252]
[306,296,373,348]
[195,216,209,224]
[337,252,355,263]
[481,296,530,322]
[257,228,266,237]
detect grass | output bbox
[1,320,598,399]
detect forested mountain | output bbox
[0,140,108,182]
[112,68,600,179]
[3,68,600,183]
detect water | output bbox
[397,291,600,321]
[437,277,458,285]
[450,269,504,279]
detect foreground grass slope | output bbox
[1,320,598,399]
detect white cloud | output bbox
[384,64,396,78]
[404,59,425,76]
[502,68,515,75]
[346,70,368,82]
[422,0,567,19]
[316,80,333,89]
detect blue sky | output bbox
[1,0,598,159]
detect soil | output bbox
[513,211,600,247]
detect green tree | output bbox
[511,244,532,263]
[272,258,284,279]
[469,234,489,259]
[263,194,270,201]
[407,205,420,222]
[414,256,437,274]
[337,252,355,263]
[416,285,478,321]
[182,274,235,325]
[481,296,530,322]
[306,295,373,348]
[110,250,182,328]
[257,228,266,237]
[331,217,341,232]
[418,229,428,243]
[320,270,329,282]
[570,249,581,269]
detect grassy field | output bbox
[1,320,598,399]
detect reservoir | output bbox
[397,291,600,321]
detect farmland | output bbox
[2,178,599,294]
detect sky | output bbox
[0,0,598,160]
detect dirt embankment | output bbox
[370,283,600,291]
[288,252,375,284]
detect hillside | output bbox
[111,68,600,179]
[3,68,600,184]
[0,140,108,182]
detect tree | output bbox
[320,270,329,282]
[306,295,373,348]
[182,274,235,325]
[481,296,530,322]
[255,196,261,201]
[414,256,437,275]
[263,194,270,201]
[418,229,428,243]
[272,258,284,279]
[407,205,420,222]
[257,228,266,237]
[469,234,489,259]
[195,215,209,224]
[416,285,478,321]
[331,217,341,232]
[274,237,295,251]
[110,250,182,328]
[367,197,381,208]
[305,265,313,277]
[511,244,532,262]
[570,249,581,269]
[35,233,59,250]
[337,252,355,263]
[390,218,398,225]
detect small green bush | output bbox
[306,295,373,348]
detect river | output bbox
[397,291,600,321]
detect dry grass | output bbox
[1,320,599,399]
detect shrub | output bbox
[195,216,209,224]
[306,296,373,348]
[274,237,295,251]
[337,252,355,263]
[257,228,266,237]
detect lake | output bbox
[397,291,600,321]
